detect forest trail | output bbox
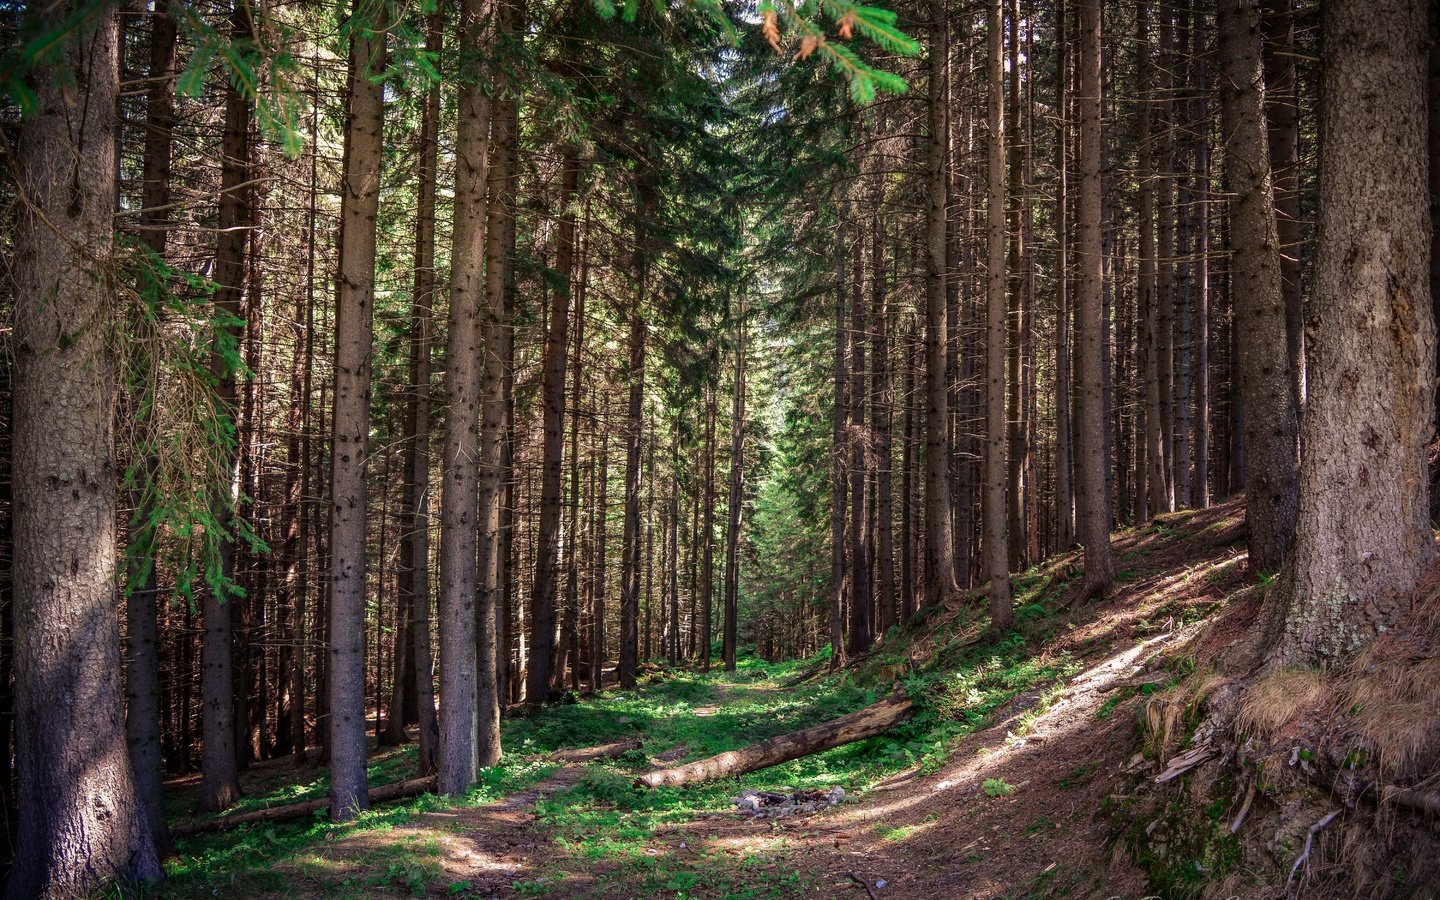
[160,498,1254,898]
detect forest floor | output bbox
[159,497,1258,899]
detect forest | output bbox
[2,0,1439,897]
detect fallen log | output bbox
[171,774,438,836]
[552,738,643,764]
[635,694,915,789]
[172,739,645,836]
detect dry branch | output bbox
[635,694,915,789]
[171,775,438,836]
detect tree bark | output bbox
[397,8,443,775]
[530,151,577,702]
[437,0,492,795]
[846,225,871,655]
[200,0,253,814]
[724,300,746,670]
[477,0,514,761]
[1262,0,1306,417]
[636,695,914,788]
[1263,0,1435,664]
[1219,0,1299,573]
[10,4,162,892]
[620,188,653,688]
[872,216,897,635]
[926,0,961,610]
[125,1,178,853]
[1072,0,1117,602]
[328,4,386,822]
[985,0,1014,627]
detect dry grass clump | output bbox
[1235,666,1331,740]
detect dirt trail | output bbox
[594,501,1249,899]
[271,500,1248,898]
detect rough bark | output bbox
[872,217,898,635]
[724,302,746,671]
[1264,0,1435,664]
[476,38,515,759]
[200,0,252,815]
[925,0,961,610]
[399,8,443,775]
[1219,0,1299,574]
[536,152,577,697]
[619,189,652,688]
[1262,0,1306,416]
[1054,0,1074,549]
[985,0,1014,628]
[328,6,386,822]
[1073,0,1116,602]
[846,227,871,655]
[126,2,178,854]
[437,0,491,795]
[9,4,162,893]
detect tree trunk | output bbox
[1219,0,1299,574]
[10,4,162,892]
[328,5,386,822]
[437,0,492,795]
[620,190,653,688]
[926,0,961,610]
[847,226,871,655]
[397,8,443,774]
[126,2,178,854]
[724,300,746,670]
[1190,1,1212,510]
[985,0,1014,628]
[1263,0,1306,417]
[1263,0,1435,664]
[872,216,897,635]
[201,0,253,814]
[830,241,849,667]
[701,385,717,669]
[530,150,577,703]
[1073,0,1117,602]
[476,6,515,762]
[1054,0,1074,549]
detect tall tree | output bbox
[1262,0,1434,663]
[9,4,162,893]
[1219,0,1299,573]
[126,1,178,853]
[925,0,961,609]
[1071,0,1116,602]
[201,0,252,814]
[984,0,1014,627]
[724,300,746,670]
[396,7,443,774]
[438,0,493,794]
[328,2,387,822]
[529,152,578,702]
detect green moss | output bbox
[1130,776,1244,898]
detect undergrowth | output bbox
[146,619,1083,898]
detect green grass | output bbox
[152,632,1084,898]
